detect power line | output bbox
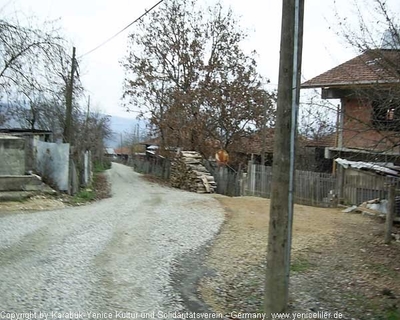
[80,0,165,58]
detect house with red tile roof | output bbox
[302,49,400,163]
[228,129,276,167]
[229,129,332,172]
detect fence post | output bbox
[337,165,345,204]
[261,165,266,197]
[218,166,224,195]
[385,184,395,244]
[241,172,247,196]
[249,161,256,196]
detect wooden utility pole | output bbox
[64,47,77,143]
[261,94,268,166]
[385,184,395,244]
[332,104,340,175]
[86,95,91,124]
[264,0,304,316]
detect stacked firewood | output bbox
[170,151,217,193]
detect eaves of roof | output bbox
[301,49,400,89]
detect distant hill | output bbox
[106,115,148,148]
[0,103,146,148]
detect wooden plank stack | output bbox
[170,151,217,193]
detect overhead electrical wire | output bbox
[80,0,165,58]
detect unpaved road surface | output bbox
[201,196,400,319]
[0,163,224,316]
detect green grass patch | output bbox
[93,160,111,173]
[291,258,312,273]
[369,263,398,278]
[386,309,400,320]
[72,188,96,204]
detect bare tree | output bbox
[75,109,113,162]
[334,0,400,53]
[333,0,400,156]
[122,0,275,159]
[300,0,400,161]
[0,17,66,101]
[0,15,86,139]
[299,92,336,140]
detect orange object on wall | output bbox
[215,149,229,165]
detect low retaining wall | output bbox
[0,175,53,192]
[0,136,25,175]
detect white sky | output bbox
[1,0,400,119]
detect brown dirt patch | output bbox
[0,195,67,214]
[93,172,112,200]
[200,195,400,319]
[0,172,111,214]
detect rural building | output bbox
[229,129,276,167]
[0,128,53,171]
[302,49,400,163]
[300,133,336,173]
[0,134,26,175]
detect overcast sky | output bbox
[1,0,400,120]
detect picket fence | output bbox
[128,156,400,208]
[129,156,171,180]
[244,164,337,207]
[341,168,400,205]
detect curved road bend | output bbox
[0,163,224,316]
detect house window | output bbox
[372,97,400,131]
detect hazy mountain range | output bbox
[0,104,147,148]
[106,115,148,148]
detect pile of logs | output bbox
[170,151,217,193]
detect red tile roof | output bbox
[231,130,324,155]
[302,49,400,89]
[303,133,337,147]
[231,129,276,155]
[114,147,132,155]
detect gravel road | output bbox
[0,163,225,317]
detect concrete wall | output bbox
[34,140,70,191]
[0,175,46,191]
[0,135,25,175]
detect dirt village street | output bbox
[1,163,400,320]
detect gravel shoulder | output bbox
[0,163,225,315]
[200,195,400,319]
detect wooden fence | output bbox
[203,161,242,196]
[244,164,337,207]
[340,168,400,205]
[129,156,171,180]
[127,156,400,208]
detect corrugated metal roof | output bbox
[336,158,400,177]
[104,148,116,155]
